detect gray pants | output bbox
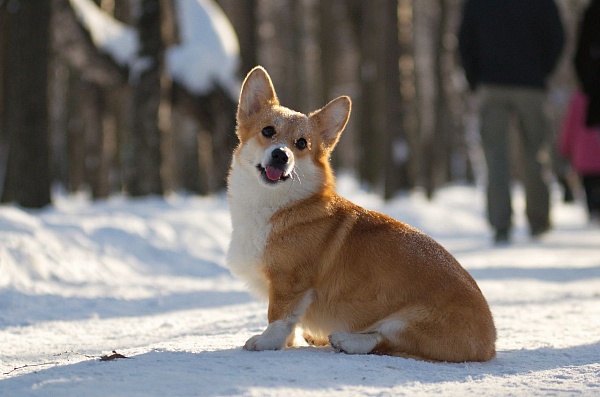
[478,85,551,232]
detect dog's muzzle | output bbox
[258,146,294,183]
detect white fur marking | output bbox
[244,320,290,351]
[329,332,383,355]
[376,319,406,339]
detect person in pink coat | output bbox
[559,91,600,222]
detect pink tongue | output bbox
[266,166,284,181]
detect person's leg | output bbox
[581,174,600,222]
[513,88,551,236]
[479,86,513,241]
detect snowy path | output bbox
[1,182,599,396]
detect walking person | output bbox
[559,91,600,223]
[574,0,600,128]
[560,0,600,224]
[458,0,565,243]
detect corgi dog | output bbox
[227,66,496,362]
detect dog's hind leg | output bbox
[328,317,408,355]
[328,331,383,354]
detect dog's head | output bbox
[233,66,351,194]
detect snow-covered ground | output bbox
[0,178,599,396]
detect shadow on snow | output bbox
[2,341,599,396]
[0,288,252,329]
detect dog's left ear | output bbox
[310,96,351,150]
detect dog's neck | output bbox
[227,156,320,297]
[226,153,338,298]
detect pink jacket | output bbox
[559,91,600,174]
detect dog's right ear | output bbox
[237,66,279,123]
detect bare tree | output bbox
[381,0,410,198]
[0,4,7,195]
[51,0,127,198]
[125,0,165,196]
[348,0,407,197]
[1,1,52,208]
[419,0,471,198]
[217,0,257,78]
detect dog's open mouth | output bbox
[257,164,290,183]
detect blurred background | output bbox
[0,0,589,208]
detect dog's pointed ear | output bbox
[237,66,279,123]
[310,96,351,150]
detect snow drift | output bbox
[0,179,599,396]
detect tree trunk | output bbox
[66,71,85,193]
[422,0,448,199]
[354,1,383,188]
[382,0,408,198]
[205,89,237,192]
[398,0,418,190]
[424,0,465,198]
[217,0,257,77]
[170,107,205,194]
[0,5,7,193]
[352,0,405,197]
[0,1,52,208]
[317,0,360,171]
[80,80,110,198]
[125,0,164,196]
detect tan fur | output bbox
[228,66,496,362]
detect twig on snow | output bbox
[2,350,130,376]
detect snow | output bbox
[1,178,599,396]
[69,0,138,68]
[69,0,240,97]
[166,0,241,98]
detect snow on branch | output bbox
[68,0,241,98]
[69,0,138,68]
[52,0,127,87]
[167,0,241,99]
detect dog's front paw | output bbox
[243,334,284,351]
[243,334,262,351]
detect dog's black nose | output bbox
[271,148,289,165]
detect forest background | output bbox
[0,0,589,208]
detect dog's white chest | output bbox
[227,205,272,297]
[226,165,279,298]
[226,139,319,298]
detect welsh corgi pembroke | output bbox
[227,66,496,362]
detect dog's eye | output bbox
[295,138,308,150]
[261,126,276,138]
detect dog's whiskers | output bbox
[290,168,302,185]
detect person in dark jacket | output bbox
[574,0,600,127]
[458,0,565,244]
